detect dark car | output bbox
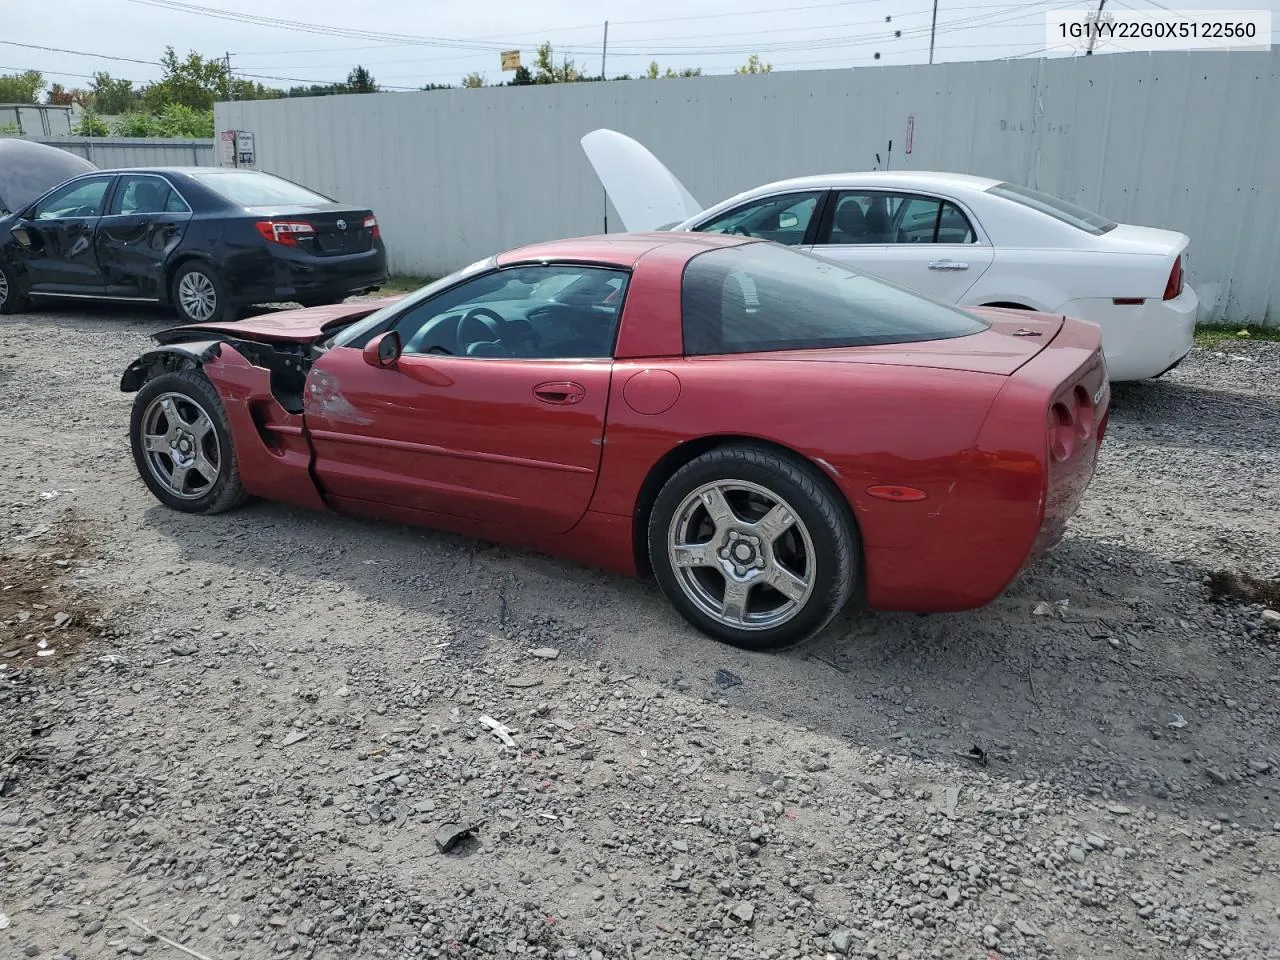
[0,166,388,322]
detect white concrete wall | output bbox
[216,51,1280,326]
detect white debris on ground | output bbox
[1,307,1278,960]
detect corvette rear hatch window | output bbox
[681,243,989,355]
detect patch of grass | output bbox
[380,274,436,295]
[1194,323,1280,347]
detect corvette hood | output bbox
[154,297,404,345]
[581,128,703,232]
[758,309,1064,376]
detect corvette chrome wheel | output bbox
[139,392,222,500]
[177,269,217,322]
[0,269,9,309]
[666,479,817,632]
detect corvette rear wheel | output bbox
[648,445,858,651]
[130,370,248,514]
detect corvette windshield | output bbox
[327,256,499,349]
[681,243,989,355]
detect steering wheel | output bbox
[456,306,506,355]
[732,225,753,237]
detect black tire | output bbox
[129,369,248,515]
[0,259,30,315]
[647,444,858,651]
[170,261,233,325]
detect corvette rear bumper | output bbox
[861,319,1107,613]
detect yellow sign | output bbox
[500,50,521,71]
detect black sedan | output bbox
[0,166,388,322]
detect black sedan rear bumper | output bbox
[223,243,389,305]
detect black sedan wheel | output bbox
[648,444,858,651]
[172,262,231,324]
[130,370,248,514]
[0,260,30,315]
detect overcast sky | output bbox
[4,0,1277,93]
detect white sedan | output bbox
[582,129,1196,382]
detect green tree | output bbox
[508,65,534,86]
[533,43,581,83]
[461,71,487,88]
[735,54,773,75]
[142,47,229,111]
[284,82,347,98]
[74,111,110,136]
[0,70,45,104]
[231,78,283,101]
[46,84,90,107]
[644,61,702,79]
[90,73,137,114]
[113,113,157,137]
[346,66,378,93]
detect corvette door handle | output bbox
[928,259,969,270]
[533,381,586,405]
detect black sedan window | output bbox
[108,175,191,216]
[187,170,335,207]
[31,177,113,220]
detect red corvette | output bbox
[120,233,1109,650]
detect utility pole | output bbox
[602,20,609,233]
[225,51,235,100]
[1085,0,1107,55]
[601,21,609,81]
[928,0,938,65]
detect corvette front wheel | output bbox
[648,445,858,651]
[130,370,248,515]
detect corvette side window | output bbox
[694,191,823,246]
[393,265,630,360]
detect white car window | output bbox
[987,182,1117,235]
[827,191,975,245]
[695,191,823,246]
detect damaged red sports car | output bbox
[120,233,1109,650]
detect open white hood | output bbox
[580,128,704,232]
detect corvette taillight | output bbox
[1048,402,1075,462]
[1049,385,1097,462]
[363,214,380,241]
[256,219,315,247]
[1163,255,1183,301]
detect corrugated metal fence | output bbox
[37,137,216,168]
[208,49,1273,326]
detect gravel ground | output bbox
[2,303,1279,960]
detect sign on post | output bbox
[500,50,521,71]
[219,129,236,166]
[235,130,255,167]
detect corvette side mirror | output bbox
[363,330,402,368]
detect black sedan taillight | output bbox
[255,220,315,247]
